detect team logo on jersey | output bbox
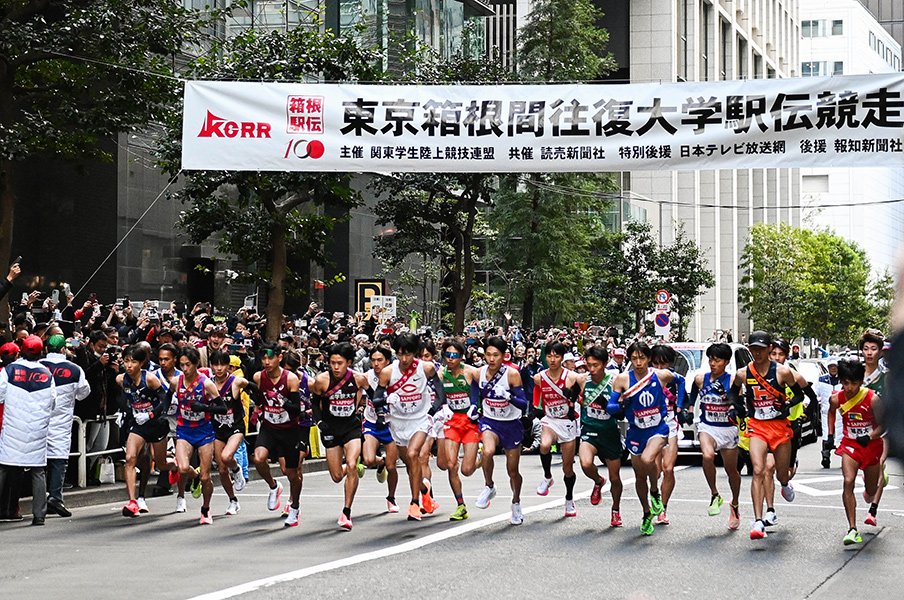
[638,390,655,408]
[401,383,418,394]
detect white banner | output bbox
[181,74,904,172]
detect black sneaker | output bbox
[47,498,72,518]
[31,517,45,526]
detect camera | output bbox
[105,345,122,359]
[148,309,160,322]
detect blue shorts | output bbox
[479,417,524,451]
[625,422,669,456]
[362,419,394,445]
[176,423,216,448]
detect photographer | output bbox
[74,330,121,484]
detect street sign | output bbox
[654,312,671,337]
[655,289,671,304]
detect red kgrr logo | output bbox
[198,111,272,138]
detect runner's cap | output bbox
[747,331,772,348]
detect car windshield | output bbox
[675,349,703,372]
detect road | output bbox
[2,443,902,600]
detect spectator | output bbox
[74,330,119,484]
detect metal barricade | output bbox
[69,414,122,488]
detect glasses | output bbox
[444,351,462,359]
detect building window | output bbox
[833,61,843,75]
[801,61,824,77]
[870,31,876,51]
[802,175,830,193]
[831,20,843,36]
[802,19,825,38]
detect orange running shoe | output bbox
[407,503,422,521]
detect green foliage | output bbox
[658,223,716,339]
[739,223,888,345]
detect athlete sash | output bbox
[582,374,612,407]
[840,388,870,415]
[623,370,654,400]
[747,361,786,401]
[387,359,419,395]
[481,366,506,397]
[540,369,568,400]
[326,369,354,398]
[217,374,235,398]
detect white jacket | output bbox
[41,353,91,460]
[0,358,57,467]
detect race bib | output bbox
[263,405,290,424]
[397,394,421,415]
[180,406,205,421]
[215,412,235,427]
[447,391,471,411]
[586,404,609,420]
[847,424,873,438]
[329,398,355,418]
[546,401,569,419]
[704,403,729,423]
[634,406,662,429]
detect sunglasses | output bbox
[444,351,462,359]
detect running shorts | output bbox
[835,437,883,469]
[390,415,431,447]
[478,416,524,451]
[320,419,362,450]
[747,417,793,452]
[666,411,680,439]
[256,425,302,468]
[580,424,623,461]
[540,416,579,443]
[696,422,739,451]
[176,423,215,448]
[362,419,394,445]
[429,413,446,440]
[625,422,669,456]
[130,418,169,444]
[215,423,244,444]
[444,412,481,445]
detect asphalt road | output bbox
[2,444,903,600]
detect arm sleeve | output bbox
[244,381,265,406]
[728,383,746,418]
[150,386,170,416]
[283,390,302,416]
[312,395,325,423]
[371,385,388,411]
[469,380,481,407]
[115,389,130,414]
[509,386,528,410]
[429,373,447,414]
[606,391,624,418]
[674,374,687,409]
[802,383,818,406]
[686,381,700,409]
[787,383,806,407]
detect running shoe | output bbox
[728,503,741,530]
[865,513,878,527]
[231,467,246,493]
[282,502,290,517]
[781,482,796,502]
[121,500,140,518]
[199,511,213,525]
[750,520,767,540]
[376,464,387,484]
[387,498,400,513]
[610,510,623,527]
[640,514,654,536]
[564,500,577,517]
[407,503,422,521]
[225,500,241,515]
[421,479,438,514]
[656,511,669,525]
[356,460,365,479]
[590,479,605,506]
[843,528,862,545]
[863,490,874,504]
[449,505,469,521]
[267,482,283,511]
[285,507,300,527]
[536,477,554,497]
[475,485,497,509]
[708,494,724,516]
[649,493,664,516]
[175,496,187,513]
[190,468,202,499]
[168,466,181,486]
[763,509,778,527]
[511,502,523,525]
[136,497,149,514]
[338,512,353,531]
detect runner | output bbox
[170,347,225,525]
[362,346,400,513]
[281,350,315,520]
[681,343,741,530]
[371,334,446,522]
[249,343,305,528]
[609,341,676,536]
[474,336,527,525]
[828,360,883,545]
[209,350,250,516]
[859,329,887,526]
[533,342,582,517]
[578,345,624,527]
[311,343,368,530]
[439,339,481,521]
[728,331,807,540]
[115,345,172,517]
[650,344,686,525]
[150,343,182,499]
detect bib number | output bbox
[264,405,290,425]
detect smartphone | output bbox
[51,289,60,304]
[228,344,241,352]
[21,292,28,303]
[62,283,71,296]
[243,339,253,347]
[11,256,22,265]
[88,292,97,303]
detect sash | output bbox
[583,374,612,406]
[387,359,419,395]
[481,366,506,397]
[623,371,654,400]
[540,369,568,400]
[326,369,354,398]
[747,361,786,401]
[840,388,869,415]
[217,374,235,398]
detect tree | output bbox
[0,0,213,313]
[159,27,381,341]
[658,223,716,340]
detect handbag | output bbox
[95,456,115,485]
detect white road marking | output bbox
[788,475,898,497]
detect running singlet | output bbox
[123,371,155,417]
[479,365,520,421]
[744,361,785,421]
[154,367,182,417]
[699,372,733,427]
[838,388,878,440]
[363,369,381,424]
[387,359,431,420]
[442,368,472,413]
[323,370,359,422]
[581,374,614,427]
[213,375,244,429]
[259,368,296,430]
[625,371,668,430]
[864,366,886,397]
[538,369,571,419]
[176,374,211,427]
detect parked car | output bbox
[789,358,828,446]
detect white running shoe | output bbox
[267,482,283,511]
[564,500,577,517]
[136,497,149,514]
[763,509,778,526]
[284,507,300,527]
[781,482,795,503]
[511,502,524,525]
[175,497,186,513]
[232,467,246,492]
[475,485,497,509]
[536,477,554,496]
[225,500,240,515]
